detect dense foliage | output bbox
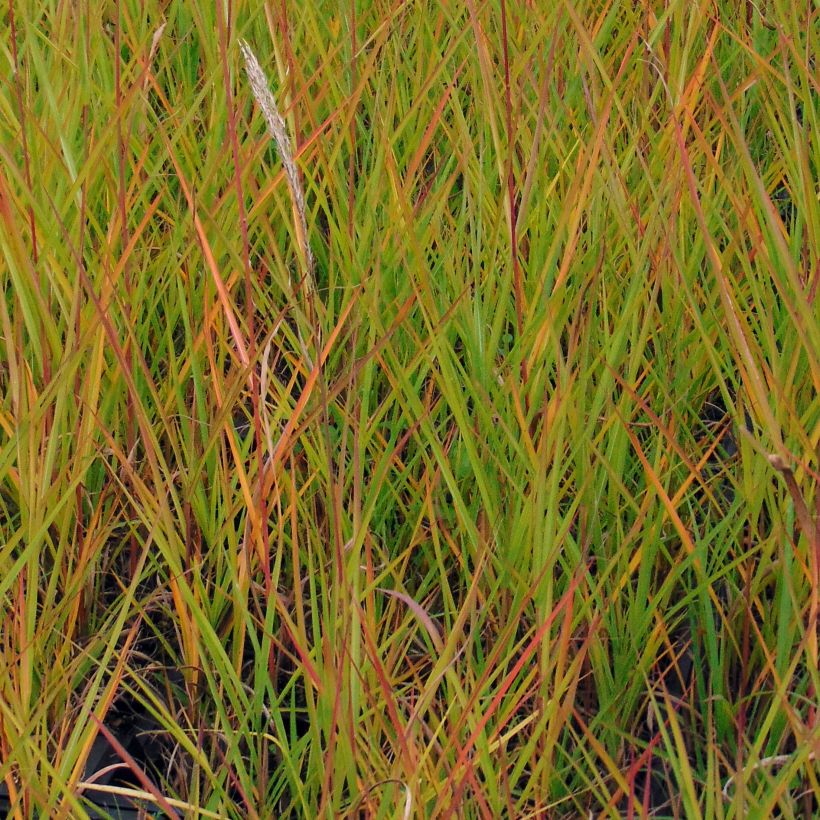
[0,1,817,816]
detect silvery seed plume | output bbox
[239,39,315,295]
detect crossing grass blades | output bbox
[0,1,818,816]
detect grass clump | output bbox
[0,1,817,817]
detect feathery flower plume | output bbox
[239,40,314,295]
